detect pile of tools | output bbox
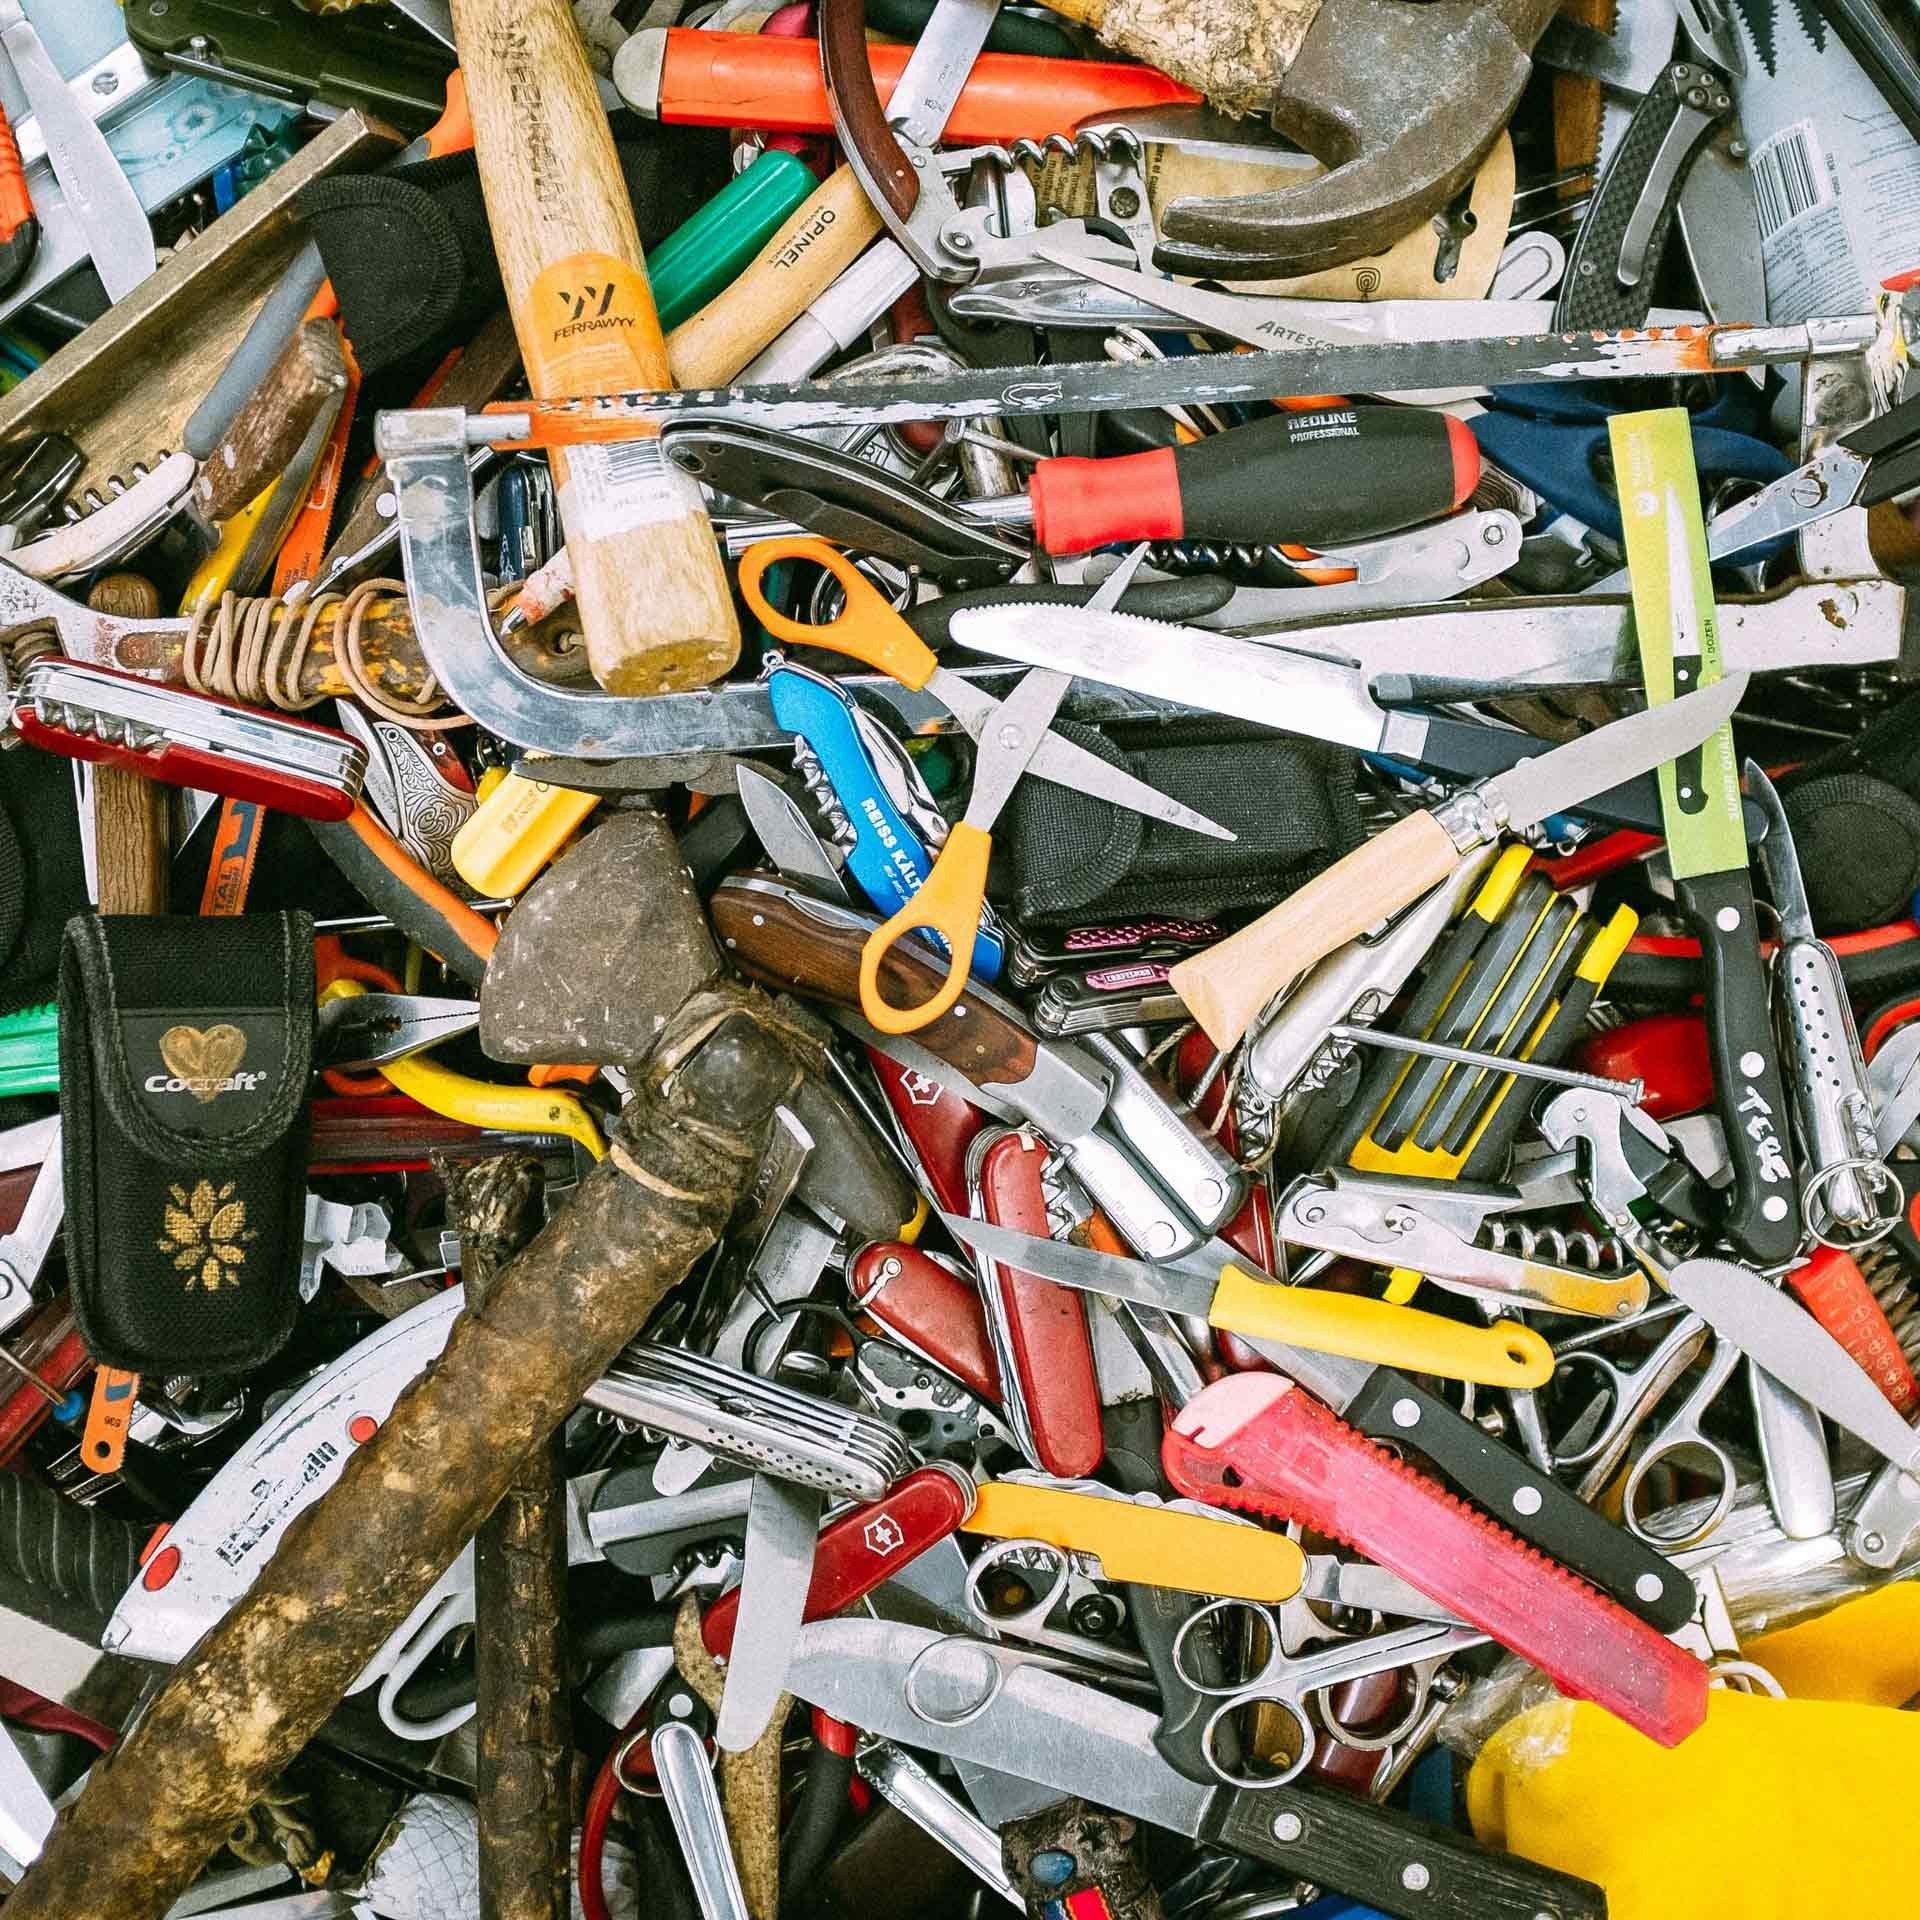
[0,0,1916,1915]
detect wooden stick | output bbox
[192,318,350,526]
[0,988,812,1920]
[666,169,884,390]
[86,574,170,916]
[450,1154,571,1920]
[451,0,741,696]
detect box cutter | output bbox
[1162,1372,1709,1748]
[933,1224,1690,1632]
[783,1618,1609,1920]
[939,1213,1553,1389]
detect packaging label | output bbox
[557,438,700,540]
[523,252,667,398]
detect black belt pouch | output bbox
[59,913,314,1376]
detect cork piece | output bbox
[1,987,811,1920]
[1093,0,1326,116]
[673,1595,789,1920]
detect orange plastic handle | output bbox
[858,822,992,1034]
[654,33,1199,141]
[736,538,940,688]
[423,70,473,159]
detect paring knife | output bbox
[937,1214,1555,1390]
[735,763,852,903]
[0,2,155,302]
[1615,411,1800,1266]
[785,1618,1610,1920]
[1153,670,1746,1054]
[948,604,1679,837]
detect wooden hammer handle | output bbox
[449,0,740,695]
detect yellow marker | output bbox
[966,1482,1305,1601]
[450,770,600,896]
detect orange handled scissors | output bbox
[737,538,1233,1034]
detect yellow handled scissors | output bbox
[737,538,1233,1034]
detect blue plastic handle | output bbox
[769,667,1005,982]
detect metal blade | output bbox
[962,668,1074,831]
[929,666,1236,839]
[391,0,457,46]
[0,6,155,301]
[785,1618,1216,1838]
[1665,1258,1920,1475]
[0,1722,53,1869]
[1479,672,1748,831]
[938,1212,1222,1313]
[1742,761,1815,939]
[716,1475,824,1751]
[735,766,851,902]
[887,0,1001,149]
[948,606,1411,759]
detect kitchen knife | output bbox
[784,1618,1609,1920]
[946,604,1679,835]
[1156,671,1746,1054]
[1615,412,1800,1265]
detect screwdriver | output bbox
[0,101,34,299]
[966,404,1482,556]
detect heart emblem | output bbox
[159,1024,248,1104]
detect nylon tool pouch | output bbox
[58,914,316,1375]
[991,723,1361,926]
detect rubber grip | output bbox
[701,1464,973,1656]
[976,1129,1105,1479]
[309,803,497,990]
[848,1241,1001,1403]
[1027,408,1477,557]
[1163,1375,1708,1748]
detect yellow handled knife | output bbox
[939,1213,1552,1389]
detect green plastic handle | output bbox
[649,149,819,333]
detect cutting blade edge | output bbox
[785,1617,1216,1835]
[938,1210,1220,1313]
[1480,671,1748,831]
[949,605,1392,756]
[1741,760,1815,936]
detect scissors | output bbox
[1543,1300,1715,1493]
[1170,1597,1485,1790]
[1613,1329,1745,1550]
[961,1534,1155,1680]
[737,538,1233,1033]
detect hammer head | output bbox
[1154,0,1547,279]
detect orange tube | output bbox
[655,31,1200,141]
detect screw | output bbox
[151,1,168,12]
[1108,187,1142,219]
[1862,1530,1887,1553]
[93,71,119,95]
[1636,1573,1665,1603]
[1303,1205,1326,1225]
[1402,1863,1431,1892]
[1270,1813,1304,1843]
[1392,1397,1420,1428]
[948,230,975,253]
[1514,1485,1542,1516]
[1483,522,1507,545]
[1068,1594,1122,1637]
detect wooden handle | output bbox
[450,0,739,696]
[86,574,170,916]
[1168,810,1462,1051]
[193,317,348,525]
[667,169,883,389]
[710,878,1040,1089]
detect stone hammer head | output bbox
[1154,0,1556,278]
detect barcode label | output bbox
[559,434,700,539]
[1752,121,1831,242]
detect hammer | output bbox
[450,0,742,694]
[1040,0,1562,275]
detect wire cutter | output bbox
[737,537,1233,1034]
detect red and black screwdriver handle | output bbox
[0,106,36,299]
[1025,405,1480,556]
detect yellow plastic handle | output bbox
[735,537,941,689]
[965,1482,1305,1602]
[319,980,604,1160]
[857,822,990,1035]
[1210,1266,1553,1388]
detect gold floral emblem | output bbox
[157,1180,254,1291]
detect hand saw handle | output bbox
[1163,1374,1708,1748]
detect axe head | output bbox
[1154,0,1542,278]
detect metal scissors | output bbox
[737,537,1232,1034]
[1544,1300,1714,1493]
[1169,1598,1485,1790]
[960,1535,1154,1680]
[1616,1329,1745,1550]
